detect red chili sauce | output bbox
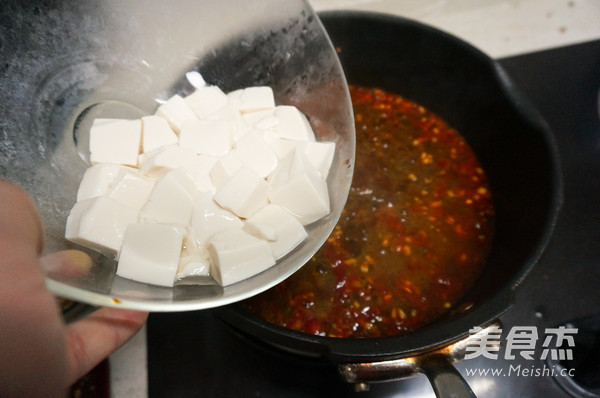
[242,86,495,338]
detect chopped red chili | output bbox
[242,86,494,338]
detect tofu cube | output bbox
[245,204,308,260]
[268,149,330,225]
[155,94,198,133]
[139,144,197,179]
[179,119,232,156]
[264,135,335,178]
[233,131,278,178]
[139,169,199,226]
[209,151,243,190]
[65,196,138,256]
[141,115,178,153]
[116,223,184,287]
[214,167,269,219]
[242,108,274,129]
[106,168,155,212]
[207,228,275,286]
[190,192,243,243]
[89,118,142,166]
[238,86,275,113]
[184,86,228,119]
[76,163,134,201]
[179,154,219,193]
[205,104,247,142]
[272,106,315,141]
[177,231,211,280]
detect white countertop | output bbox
[109,1,600,397]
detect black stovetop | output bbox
[147,39,600,398]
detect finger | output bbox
[0,180,44,254]
[64,307,148,385]
[40,249,93,278]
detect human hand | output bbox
[0,180,148,397]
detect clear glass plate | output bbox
[0,0,355,311]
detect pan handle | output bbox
[338,321,501,396]
[419,354,476,398]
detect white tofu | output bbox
[190,192,243,243]
[209,152,243,190]
[106,168,155,212]
[238,86,275,113]
[65,196,138,256]
[245,204,308,260]
[184,86,228,119]
[76,163,133,201]
[263,135,335,179]
[268,149,330,225]
[141,115,178,153]
[185,71,207,89]
[205,104,247,142]
[89,118,142,166]
[226,88,244,107]
[242,108,274,129]
[155,94,198,133]
[177,252,211,280]
[116,223,184,287]
[214,167,270,219]
[139,169,200,226]
[179,119,232,156]
[176,231,211,280]
[139,144,197,179]
[207,228,275,286]
[233,131,278,178]
[301,140,336,179]
[179,154,219,193]
[272,105,315,141]
[253,114,279,130]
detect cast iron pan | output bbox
[214,11,563,397]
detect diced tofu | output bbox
[184,86,228,119]
[272,105,315,141]
[268,149,330,225]
[106,168,155,212]
[300,140,335,179]
[264,136,335,178]
[116,223,184,287]
[233,131,278,178]
[176,230,211,280]
[209,152,243,190]
[141,115,178,153]
[155,94,198,133]
[179,154,219,193]
[207,228,275,286]
[238,86,275,113]
[242,108,274,129]
[179,119,232,156]
[214,167,269,219]
[65,196,138,256]
[185,71,207,89]
[139,169,200,226]
[205,104,247,142]
[245,204,307,260]
[139,144,197,179]
[190,192,243,243]
[252,114,279,130]
[76,163,134,201]
[89,118,142,166]
[177,252,211,280]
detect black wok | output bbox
[214,11,562,397]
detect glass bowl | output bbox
[0,0,355,311]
